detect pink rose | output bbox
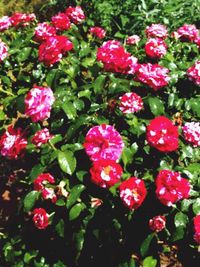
[32,128,53,148]
[187,61,200,85]
[33,208,49,230]
[172,24,199,42]
[182,122,200,147]
[89,27,106,39]
[145,24,168,39]
[51,12,71,31]
[11,12,35,27]
[149,215,166,232]
[34,23,56,43]
[145,38,167,59]
[0,40,8,62]
[0,16,12,31]
[126,35,140,45]
[193,215,200,244]
[119,92,143,114]
[65,6,85,24]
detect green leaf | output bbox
[143,256,157,267]
[46,69,59,87]
[62,101,77,120]
[148,97,165,116]
[93,75,106,94]
[174,212,188,228]
[55,219,65,238]
[56,199,66,206]
[29,164,45,181]
[181,199,193,212]
[171,226,185,242]
[67,184,86,208]
[69,203,86,221]
[17,47,32,62]
[193,199,200,215]
[140,233,154,257]
[58,150,76,175]
[24,191,40,212]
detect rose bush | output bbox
[0,3,200,267]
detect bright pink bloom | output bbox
[33,173,55,191]
[145,24,168,39]
[119,92,143,113]
[155,170,190,206]
[90,159,123,188]
[187,61,200,85]
[11,12,35,27]
[32,128,53,148]
[145,38,167,58]
[172,24,199,42]
[0,16,12,31]
[33,208,49,230]
[38,35,73,66]
[41,188,57,203]
[135,63,170,90]
[146,116,179,152]
[126,35,140,45]
[25,85,55,122]
[65,6,85,24]
[194,215,200,244]
[149,215,166,232]
[0,40,8,62]
[0,126,27,159]
[89,27,106,39]
[51,12,71,31]
[34,23,56,42]
[83,124,124,162]
[182,122,200,147]
[195,36,200,48]
[119,177,147,210]
[97,40,138,74]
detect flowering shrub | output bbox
[0,4,200,267]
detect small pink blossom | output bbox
[135,63,170,90]
[182,122,200,147]
[145,38,167,59]
[0,16,12,31]
[25,85,55,122]
[187,61,200,85]
[193,215,200,244]
[172,24,199,42]
[51,12,71,31]
[32,128,53,148]
[34,173,55,191]
[89,27,106,39]
[119,92,143,113]
[0,40,8,62]
[145,24,168,39]
[0,126,27,159]
[65,6,85,24]
[83,124,124,162]
[11,12,36,27]
[149,215,166,232]
[126,35,140,45]
[41,188,57,203]
[34,23,56,43]
[33,208,49,230]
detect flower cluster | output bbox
[65,6,85,24]
[193,215,200,244]
[0,40,8,62]
[0,16,12,31]
[0,126,27,159]
[34,23,56,43]
[145,38,167,59]
[83,124,124,162]
[97,40,138,74]
[145,24,168,39]
[25,85,55,122]
[119,177,147,210]
[32,128,53,148]
[149,215,166,232]
[33,208,49,230]
[135,63,170,90]
[10,12,36,27]
[34,173,57,203]
[90,159,123,188]
[89,27,106,39]
[182,122,200,147]
[51,12,71,31]
[172,24,199,42]
[119,92,143,114]
[38,35,73,66]
[187,61,200,85]
[126,35,140,45]
[155,170,190,206]
[146,116,179,152]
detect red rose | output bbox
[90,159,123,188]
[135,63,170,90]
[193,215,200,244]
[119,92,143,114]
[11,12,35,27]
[182,122,200,147]
[0,126,27,159]
[32,128,53,148]
[145,38,167,59]
[149,215,166,232]
[34,22,56,43]
[33,208,49,230]
[187,61,200,86]
[65,6,85,24]
[119,177,147,210]
[146,116,179,152]
[34,173,55,191]
[145,24,168,39]
[51,12,71,31]
[89,27,106,39]
[155,170,190,206]
[172,24,199,42]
